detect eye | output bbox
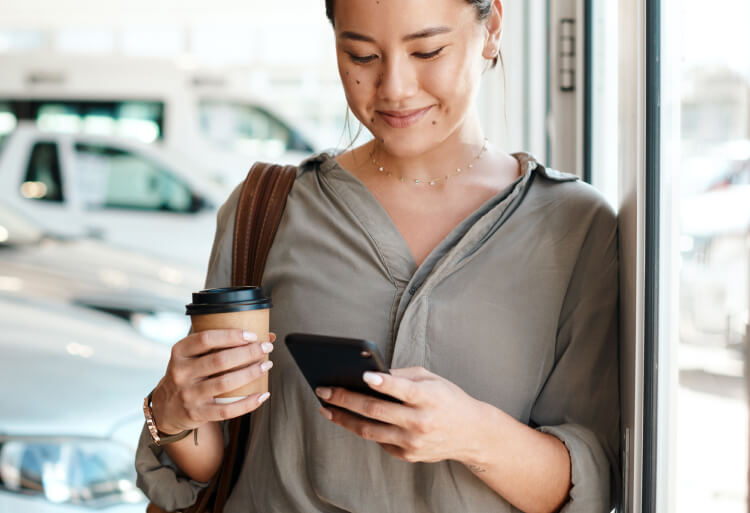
[348,53,378,64]
[413,47,446,60]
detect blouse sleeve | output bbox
[134,185,241,511]
[530,195,621,512]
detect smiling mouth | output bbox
[377,106,434,128]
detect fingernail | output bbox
[257,392,270,404]
[319,406,333,420]
[363,372,383,386]
[260,360,274,372]
[243,331,258,342]
[261,342,274,353]
[316,387,332,400]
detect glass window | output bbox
[198,99,313,156]
[667,0,749,510]
[22,142,64,202]
[73,143,194,213]
[591,1,749,510]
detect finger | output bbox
[196,359,273,397]
[190,342,273,380]
[178,329,260,357]
[198,391,271,422]
[316,386,414,427]
[360,371,426,405]
[322,406,407,446]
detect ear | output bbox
[482,0,503,59]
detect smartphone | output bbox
[284,333,399,404]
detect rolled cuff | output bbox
[538,423,612,512]
[134,423,211,512]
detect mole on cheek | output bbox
[356,80,361,85]
[432,121,437,125]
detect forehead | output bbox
[333,0,479,39]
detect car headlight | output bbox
[0,436,144,508]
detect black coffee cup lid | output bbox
[186,286,272,315]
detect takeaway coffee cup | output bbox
[186,287,272,404]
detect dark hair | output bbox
[324,0,500,68]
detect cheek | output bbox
[339,64,374,101]
[425,56,479,116]
[338,64,381,126]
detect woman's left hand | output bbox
[315,367,485,464]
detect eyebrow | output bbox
[339,26,452,43]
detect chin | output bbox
[373,130,440,158]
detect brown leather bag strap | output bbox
[210,418,246,512]
[181,162,296,513]
[232,162,297,287]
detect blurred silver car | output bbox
[0,205,203,345]
[0,294,169,512]
[0,207,199,511]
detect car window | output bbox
[2,99,164,144]
[73,143,195,213]
[22,142,64,202]
[199,99,313,154]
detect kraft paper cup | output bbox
[186,287,272,404]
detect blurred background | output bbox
[0,0,747,512]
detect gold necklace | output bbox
[370,139,489,186]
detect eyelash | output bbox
[349,54,378,64]
[413,47,445,60]
[348,46,446,64]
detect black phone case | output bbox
[285,333,398,403]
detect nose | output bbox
[377,54,418,103]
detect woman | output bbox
[135,1,620,512]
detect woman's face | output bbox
[333,0,501,158]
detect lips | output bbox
[377,106,433,129]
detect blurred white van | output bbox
[0,123,226,268]
[0,54,317,187]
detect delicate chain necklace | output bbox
[369,139,489,186]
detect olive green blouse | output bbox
[135,151,620,513]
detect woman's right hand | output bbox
[150,329,275,435]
